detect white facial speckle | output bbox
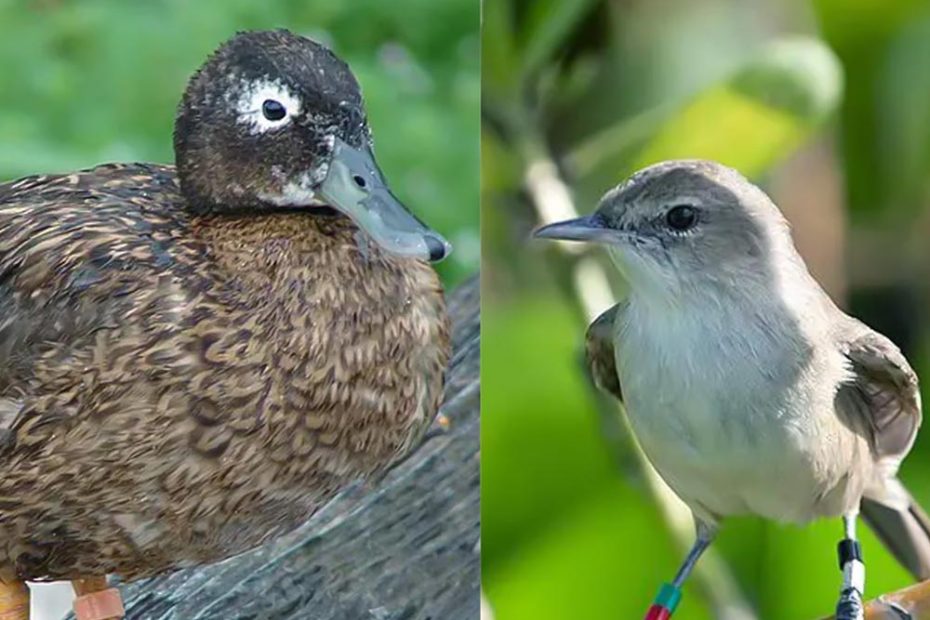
[235,78,302,134]
[258,172,327,206]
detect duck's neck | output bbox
[188,211,422,315]
[191,211,351,284]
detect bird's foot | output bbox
[835,586,864,620]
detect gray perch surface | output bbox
[66,277,479,620]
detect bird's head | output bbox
[535,160,794,301]
[174,29,450,262]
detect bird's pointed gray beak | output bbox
[318,138,452,263]
[534,214,617,244]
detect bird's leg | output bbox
[71,576,124,620]
[644,520,716,620]
[0,577,29,620]
[835,512,865,620]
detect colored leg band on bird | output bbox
[0,580,29,620]
[644,583,681,620]
[644,605,672,620]
[838,538,862,569]
[838,538,865,595]
[842,559,865,595]
[835,538,865,620]
[73,588,125,620]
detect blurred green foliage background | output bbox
[482,0,930,619]
[0,0,479,285]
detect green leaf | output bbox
[518,0,599,80]
[812,0,930,218]
[566,37,842,202]
[481,0,521,105]
[813,0,927,49]
[876,12,930,215]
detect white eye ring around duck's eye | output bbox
[235,79,302,134]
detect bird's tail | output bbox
[862,477,930,580]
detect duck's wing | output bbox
[584,302,625,402]
[0,164,189,450]
[834,318,930,579]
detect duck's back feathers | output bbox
[1,164,181,322]
[0,164,191,409]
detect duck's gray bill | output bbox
[533,214,616,243]
[319,138,451,263]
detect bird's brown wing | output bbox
[835,320,921,461]
[0,164,191,453]
[835,319,930,580]
[584,302,626,402]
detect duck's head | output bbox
[174,29,450,263]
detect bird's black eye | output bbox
[261,99,287,121]
[353,175,367,188]
[666,205,698,231]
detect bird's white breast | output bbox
[615,294,861,524]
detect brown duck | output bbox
[0,29,450,618]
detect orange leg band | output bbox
[0,580,29,620]
[72,578,124,620]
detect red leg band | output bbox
[644,604,673,620]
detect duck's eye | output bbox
[353,175,367,189]
[666,205,697,231]
[261,99,287,121]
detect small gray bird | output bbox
[535,160,928,619]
